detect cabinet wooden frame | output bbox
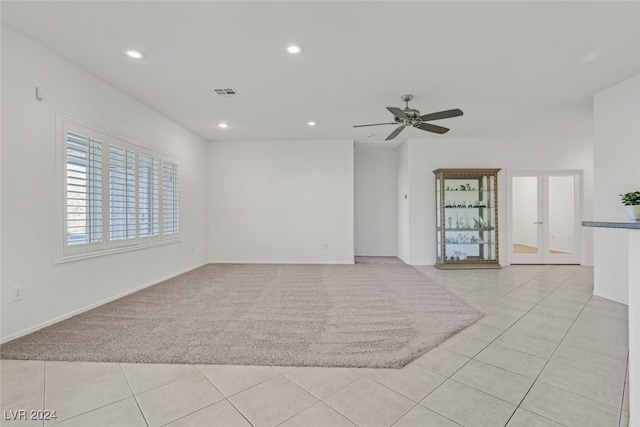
[434,168,501,269]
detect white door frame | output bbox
[507,170,582,265]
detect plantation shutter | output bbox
[60,118,181,259]
[162,160,179,234]
[139,153,160,237]
[66,132,103,245]
[109,145,137,240]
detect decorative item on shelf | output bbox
[620,191,640,220]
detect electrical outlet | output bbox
[13,286,23,302]
[323,243,328,250]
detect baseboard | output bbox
[207,259,355,265]
[0,262,208,344]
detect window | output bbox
[61,119,179,259]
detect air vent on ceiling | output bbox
[214,88,238,96]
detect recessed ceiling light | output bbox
[307,121,317,126]
[284,43,303,55]
[218,123,229,129]
[125,50,144,59]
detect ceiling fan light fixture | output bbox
[284,43,303,55]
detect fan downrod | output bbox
[399,94,421,121]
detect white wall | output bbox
[1,26,210,341]
[400,137,594,266]
[354,145,397,256]
[592,74,640,304]
[208,139,354,264]
[397,141,411,263]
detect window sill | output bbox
[58,237,181,264]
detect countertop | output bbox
[582,220,640,230]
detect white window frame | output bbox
[57,114,180,262]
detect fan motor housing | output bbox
[403,108,421,118]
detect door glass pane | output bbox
[548,176,575,255]
[512,176,539,254]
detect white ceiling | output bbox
[2,1,639,143]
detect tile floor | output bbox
[0,265,630,427]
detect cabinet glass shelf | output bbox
[434,168,501,269]
[443,228,494,232]
[443,190,495,193]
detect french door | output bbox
[509,171,581,264]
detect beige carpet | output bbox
[1,257,482,368]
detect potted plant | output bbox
[620,191,640,220]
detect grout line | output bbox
[365,265,601,426]
[225,396,258,426]
[285,367,362,401]
[152,368,254,425]
[118,363,149,427]
[194,366,225,398]
[385,401,420,427]
[275,401,357,427]
[45,396,133,427]
[426,266,583,426]
[200,366,281,399]
[158,401,222,427]
[502,269,597,425]
[618,352,630,427]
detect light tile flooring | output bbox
[0,265,630,427]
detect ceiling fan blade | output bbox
[385,125,406,141]
[420,108,464,122]
[353,122,397,128]
[386,106,408,119]
[416,122,450,134]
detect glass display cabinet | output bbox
[434,168,501,269]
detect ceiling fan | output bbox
[354,94,463,141]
